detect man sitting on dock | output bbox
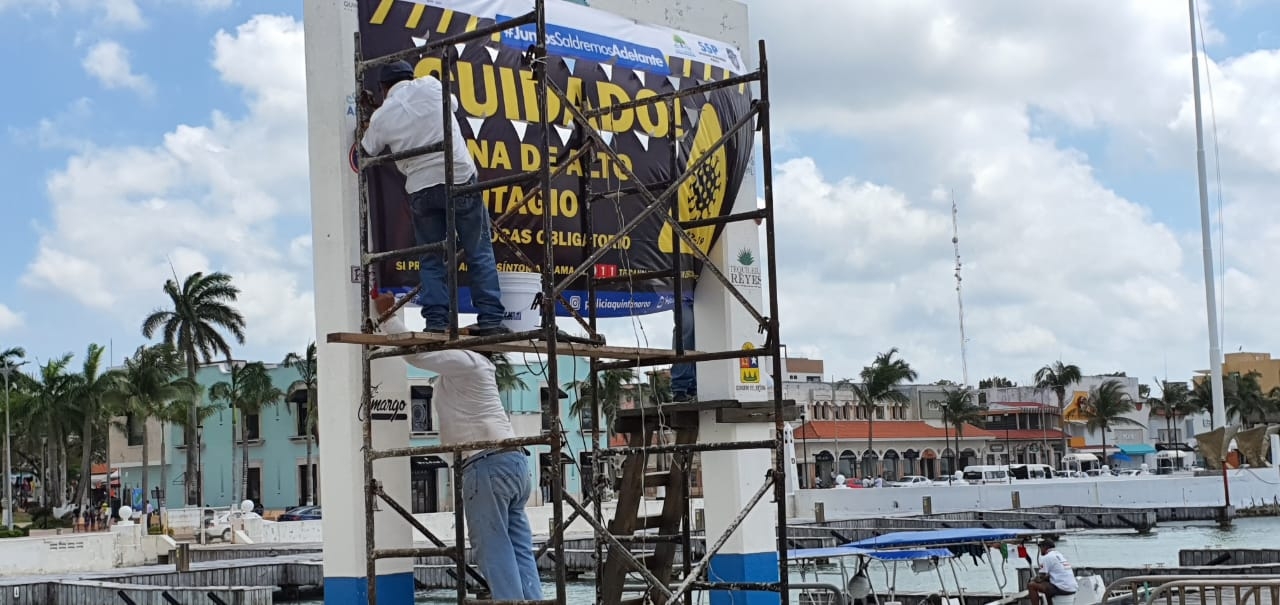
[1027,540,1077,605]
[361,60,508,336]
[372,292,541,600]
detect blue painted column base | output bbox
[324,572,414,604]
[708,552,781,605]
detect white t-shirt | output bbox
[1040,550,1078,592]
[361,77,477,194]
[381,316,515,458]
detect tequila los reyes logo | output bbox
[359,384,408,422]
[729,248,762,288]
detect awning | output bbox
[1062,453,1098,463]
[411,455,448,472]
[1157,450,1191,459]
[1117,444,1157,456]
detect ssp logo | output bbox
[659,101,728,256]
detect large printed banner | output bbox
[357,0,754,317]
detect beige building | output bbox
[1197,352,1280,394]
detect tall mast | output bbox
[952,193,970,388]
[1188,0,1226,429]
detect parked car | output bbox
[889,475,933,487]
[278,506,322,521]
[200,511,234,543]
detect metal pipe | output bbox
[441,46,460,339]
[667,473,777,605]
[353,30,379,605]
[370,434,550,460]
[372,546,457,560]
[759,39,791,605]
[562,492,675,601]
[374,487,489,591]
[454,451,467,604]
[594,439,776,457]
[581,70,761,118]
[593,347,780,372]
[678,208,769,230]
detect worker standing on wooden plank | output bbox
[361,60,509,336]
[372,291,541,600]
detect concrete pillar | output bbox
[303,1,413,602]
[695,155,776,605]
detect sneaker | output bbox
[468,324,512,337]
[671,392,697,404]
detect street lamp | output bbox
[1,361,28,531]
[939,402,952,484]
[799,412,809,488]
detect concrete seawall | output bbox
[794,469,1280,519]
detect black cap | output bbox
[1038,539,1055,550]
[379,60,415,85]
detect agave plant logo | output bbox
[729,248,761,288]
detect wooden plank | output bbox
[328,331,701,361]
[601,428,656,605]
[648,426,698,605]
[716,404,799,424]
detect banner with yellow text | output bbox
[357,0,754,317]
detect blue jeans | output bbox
[463,451,541,600]
[409,178,505,330]
[670,296,696,397]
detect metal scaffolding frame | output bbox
[335,1,789,603]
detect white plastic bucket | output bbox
[498,271,543,332]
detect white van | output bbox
[961,465,1009,484]
[1008,463,1053,480]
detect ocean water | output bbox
[295,517,1280,604]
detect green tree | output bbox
[1082,379,1142,461]
[492,353,529,412]
[71,344,115,516]
[1189,377,1216,427]
[211,362,282,505]
[284,343,319,506]
[1034,361,1082,463]
[107,345,186,520]
[1148,380,1195,445]
[568,368,636,435]
[154,389,216,514]
[23,354,80,509]
[1225,371,1273,427]
[940,388,986,437]
[978,376,1016,389]
[141,271,246,505]
[846,348,917,474]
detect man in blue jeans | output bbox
[361,60,508,336]
[373,292,542,599]
[670,294,697,403]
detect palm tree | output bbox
[1148,380,1195,445]
[284,343,319,506]
[1225,372,1272,427]
[491,353,529,412]
[154,390,215,517]
[568,368,636,435]
[1189,377,1216,427]
[212,362,282,505]
[1034,361,1082,464]
[71,344,115,517]
[847,348,917,477]
[107,345,185,522]
[23,354,80,509]
[1082,379,1143,463]
[141,271,246,506]
[940,388,986,437]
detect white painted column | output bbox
[303,0,413,602]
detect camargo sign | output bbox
[358,0,754,317]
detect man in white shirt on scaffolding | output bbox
[372,292,541,600]
[361,60,509,336]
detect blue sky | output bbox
[2,0,1279,385]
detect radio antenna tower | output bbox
[952,192,970,387]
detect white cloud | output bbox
[0,305,21,332]
[82,41,154,96]
[26,15,313,356]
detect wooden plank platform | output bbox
[328,331,703,361]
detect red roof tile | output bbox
[794,421,997,440]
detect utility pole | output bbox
[951,194,969,388]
